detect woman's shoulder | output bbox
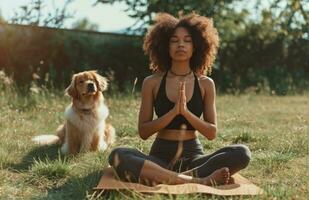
[197,75,216,90]
[142,72,165,86]
[198,75,215,85]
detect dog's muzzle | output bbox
[87,83,95,92]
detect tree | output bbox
[269,0,308,38]
[0,10,5,24]
[10,0,74,28]
[71,18,99,31]
[96,0,239,32]
[96,0,309,94]
[96,0,308,39]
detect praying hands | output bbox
[173,82,189,116]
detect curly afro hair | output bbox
[143,12,219,75]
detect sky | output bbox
[0,0,136,32]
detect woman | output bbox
[108,13,251,186]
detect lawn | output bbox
[0,86,308,199]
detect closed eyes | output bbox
[170,37,192,43]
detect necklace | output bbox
[169,69,192,77]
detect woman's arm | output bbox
[181,78,217,140]
[138,76,179,140]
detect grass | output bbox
[0,83,309,199]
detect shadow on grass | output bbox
[8,145,62,172]
[6,145,110,199]
[41,170,104,200]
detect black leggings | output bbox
[108,138,251,182]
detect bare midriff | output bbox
[156,129,197,141]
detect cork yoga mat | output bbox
[94,168,264,196]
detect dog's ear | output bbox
[93,71,108,91]
[65,74,78,98]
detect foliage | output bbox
[9,0,74,28]
[0,10,5,23]
[0,24,147,91]
[96,0,308,36]
[213,1,309,94]
[71,18,99,31]
[1,0,308,94]
[96,0,309,94]
[96,0,238,32]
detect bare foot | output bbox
[199,167,230,186]
[228,176,235,184]
[104,168,116,178]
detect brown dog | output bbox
[33,70,115,155]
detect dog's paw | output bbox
[99,141,108,151]
[61,143,69,155]
[105,124,116,145]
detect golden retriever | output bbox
[32,70,115,155]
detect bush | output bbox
[1,24,308,94]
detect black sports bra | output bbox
[154,72,203,130]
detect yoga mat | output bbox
[94,168,264,196]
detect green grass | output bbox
[0,84,309,199]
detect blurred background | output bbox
[0,0,308,95]
[0,3,308,199]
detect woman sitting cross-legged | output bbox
[108,12,251,186]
